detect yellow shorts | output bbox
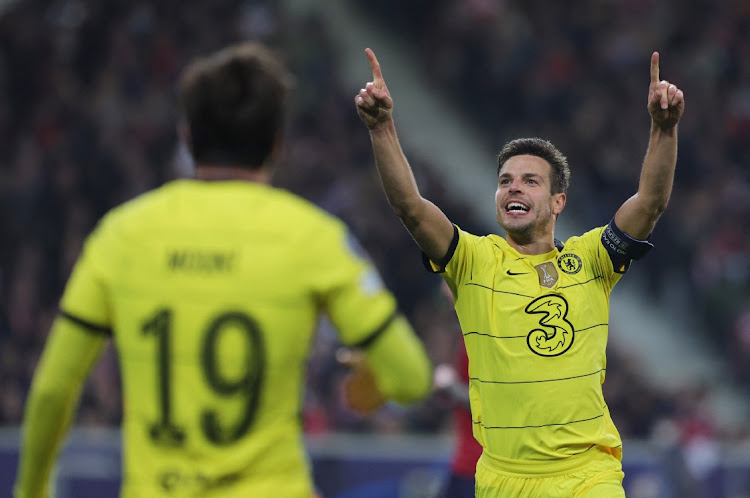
[475,447,625,498]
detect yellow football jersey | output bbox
[432,225,625,467]
[59,179,400,497]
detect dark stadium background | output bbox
[1,0,749,496]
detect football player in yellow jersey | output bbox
[14,42,432,498]
[355,48,684,497]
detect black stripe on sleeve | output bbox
[60,310,112,337]
[350,311,398,349]
[422,224,459,274]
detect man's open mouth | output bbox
[506,201,530,213]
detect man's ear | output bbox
[552,192,566,217]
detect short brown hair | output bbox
[178,42,294,169]
[496,138,571,194]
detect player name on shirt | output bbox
[167,249,236,273]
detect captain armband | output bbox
[601,219,654,272]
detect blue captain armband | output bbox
[601,219,654,273]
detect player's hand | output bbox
[337,348,386,415]
[354,48,393,130]
[647,52,685,130]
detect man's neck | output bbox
[504,224,557,255]
[194,165,271,184]
[506,237,557,255]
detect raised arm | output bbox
[614,52,685,239]
[355,48,455,263]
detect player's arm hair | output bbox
[359,314,432,403]
[369,121,455,264]
[613,123,678,240]
[14,317,109,498]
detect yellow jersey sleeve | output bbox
[14,315,110,498]
[311,223,431,402]
[437,226,496,297]
[567,225,625,291]
[365,314,432,403]
[311,224,398,347]
[59,218,114,330]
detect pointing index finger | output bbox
[650,51,660,84]
[365,48,385,89]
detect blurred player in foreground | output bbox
[14,42,431,498]
[355,48,683,497]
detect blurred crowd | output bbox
[0,1,747,475]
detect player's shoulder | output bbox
[260,189,352,252]
[559,225,608,254]
[482,232,515,255]
[452,227,515,260]
[96,181,184,235]
[98,180,348,246]
[450,227,510,268]
[454,225,493,246]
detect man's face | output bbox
[495,154,566,240]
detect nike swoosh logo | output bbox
[506,270,530,276]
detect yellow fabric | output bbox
[18,179,427,498]
[365,315,432,404]
[436,225,624,468]
[14,319,109,498]
[475,446,625,497]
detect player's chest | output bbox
[465,253,608,358]
[497,252,591,295]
